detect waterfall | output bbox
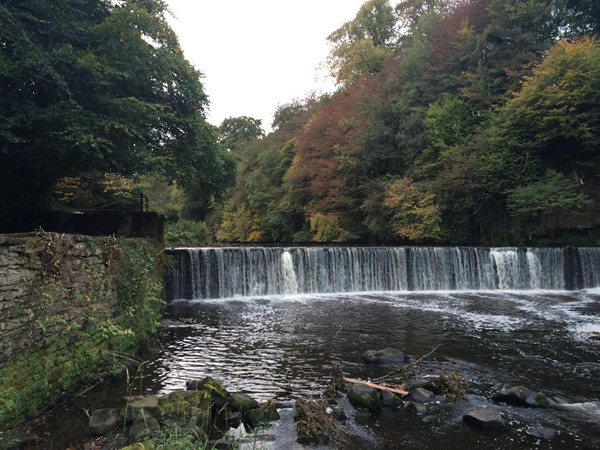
[165,246,600,300]
[578,247,600,288]
[282,250,298,294]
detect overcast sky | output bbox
[164,0,368,131]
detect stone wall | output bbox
[0,233,165,429]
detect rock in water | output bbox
[406,402,428,416]
[244,405,280,428]
[463,408,506,431]
[492,386,551,408]
[526,427,557,440]
[186,376,230,407]
[230,392,259,413]
[347,383,382,412]
[361,348,405,366]
[381,390,401,409]
[406,387,435,403]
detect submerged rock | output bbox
[406,402,428,416]
[463,408,506,431]
[354,407,372,425]
[492,386,552,408]
[555,401,600,416]
[406,387,435,404]
[347,383,382,412]
[361,348,405,366]
[526,427,558,440]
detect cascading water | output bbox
[281,250,298,295]
[165,246,600,300]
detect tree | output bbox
[362,177,442,241]
[507,170,593,219]
[384,177,442,240]
[326,0,397,85]
[496,37,600,176]
[553,0,600,36]
[219,116,264,151]
[0,0,231,220]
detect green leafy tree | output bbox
[133,174,185,222]
[499,37,600,173]
[507,170,593,219]
[326,0,397,85]
[0,0,231,220]
[219,116,264,152]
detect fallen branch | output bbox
[342,377,408,396]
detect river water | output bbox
[30,246,600,449]
[142,289,600,449]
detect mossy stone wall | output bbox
[0,233,165,430]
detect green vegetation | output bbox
[0,235,164,429]
[0,0,235,222]
[211,0,600,245]
[164,220,214,247]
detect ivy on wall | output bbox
[0,233,165,429]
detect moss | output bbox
[244,404,280,428]
[535,394,550,408]
[187,376,230,408]
[347,384,382,412]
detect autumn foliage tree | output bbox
[217,0,600,245]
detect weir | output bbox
[165,247,600,300]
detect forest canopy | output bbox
[2,0,600,245]
[212,0,600,245]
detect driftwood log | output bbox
[342,377,408,396]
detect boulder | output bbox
[123,396,159,424]
[89,408,122,435]
[492,386,551,408]
[158,390,212,433]
[382,390,402,409]
[128,395,159,409]
[406,387,435,404]
[361,348,405,366]
[128,415,161,439]
[463,408,506,431]
[186,377,230,407]
[347,383,382,413]
[244,404,280,428]
[229,392,259,413]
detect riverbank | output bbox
[0,233,165,432]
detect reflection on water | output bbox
[144,290,600,449]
